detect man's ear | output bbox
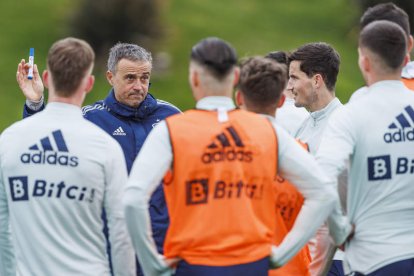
[408,35,414,53]
[191,69,199,88]
[106,70,114,86]
[277,94,286,108]
[85,75,95,94]
[233,67,240,87]
[235,90,244,107]
[361,54,371,73]
[42,70,49,89]
[313,74,323,89]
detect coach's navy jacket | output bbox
[23,89,180,273]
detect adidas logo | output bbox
[384,105,414,143]
[202,126,253,164]
[113,126,126,136]
[20,130,79,167]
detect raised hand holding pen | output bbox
[16,48,44,102]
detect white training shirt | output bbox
[295,97,342,154]
[317,80,414,274]
[123,96,337,276]
[293,97,344,275]
[275,98,309,136]
[0,103,135,276]
[349,61,414,103]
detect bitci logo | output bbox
[186,179,209,205]
[9,176,29,201]
[367,155,391,181]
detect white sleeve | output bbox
[123,121,173,276]
[0,155,16,275]
[104,141,136,276]
[316,107,354,245]
[269,126,337,267]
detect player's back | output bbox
[0,103,125,276]
[339,81,414,272]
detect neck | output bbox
[194,89,233,101]
[48,90,84,107]
[365,71,402,86]
[308,88,335,112]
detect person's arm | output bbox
[16,59,45,117]
[104,140,136,276]
[269,126,337,268]
[123,121,174,276]
[316,107,355,246]
[0,155,16,275]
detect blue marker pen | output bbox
[28,48,34,80]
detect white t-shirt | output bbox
[122,96,337,276]
[276,98,308,136]
[317,80,414,274]
[0,103,135,276]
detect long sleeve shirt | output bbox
[0,103,135,276]
[317,80,414,274]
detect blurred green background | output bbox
[1,0,410,132]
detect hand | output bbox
[269,246,281,269]
[16,59,44,101]
[164,257,181,268]
[338,224,355,251]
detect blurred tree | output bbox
[357,0,414,34]
[69,0,164,67]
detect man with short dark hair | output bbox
[17,42,180,276]
[350,2,414,102]
[236,56,311,276]
[288,42,344,275]
[318,20,414,275]
[123,37,336,276]
[265,51,308,136]
[1,37,135,275]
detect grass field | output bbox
[0,0,364,132]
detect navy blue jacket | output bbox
[24,89,180,274]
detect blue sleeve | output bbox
[22,103,45,119]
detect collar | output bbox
[401,61,414,79]
[103,89,158,119]
[369,80,407,91]
[195,96,236,111]
[260,114,276,123]
[309,97,342,121]
[45,102,83,118]
[283,98,296,106]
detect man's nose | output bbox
[132,79,145,90]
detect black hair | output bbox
[360,2,410,37]
[360,20,407,70]
[289,42,340,91]
[265,51,288,65]
[191,37,237,80]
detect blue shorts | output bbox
[351,258,414,276]
[328,260,345,276]
[174,257,269,276]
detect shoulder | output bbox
[155,99,181,115]
[77,119,123,152]
[82,100,106,117]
